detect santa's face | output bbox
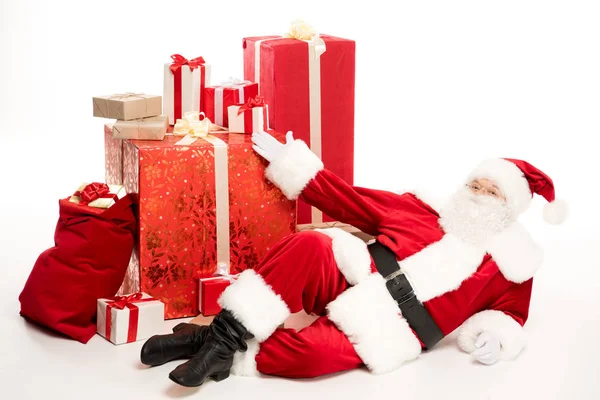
[466,178,506,202]
[438,184,513,247]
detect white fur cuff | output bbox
[314,227,372,285]
[327,273,422,374]
[218,270,290,342]
[265,139,324,200]
[231,338,261,377]
[457,310,526,360]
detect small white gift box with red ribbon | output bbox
[228,96,269,134]
[96,293,164,345]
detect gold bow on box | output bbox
[284,19,326,59]
[173,112,227,145]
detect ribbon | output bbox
[169,54,206,74]
[104,293,157,344]
[173,111,211,137]
[172,112,227,145]
[201,135,231,273]
[72,183,118,206]
[168,54,207,122]
[236,96,266,116]
[214,78,253,126]
[173,133,231,274]
[254,22,326,223]
[109,92,145,100]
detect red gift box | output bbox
[198,276,235,316]
[204,80,258,127]
[104,125,296,319]
[243,34,355,225]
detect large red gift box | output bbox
[243,34,355,225]
[105,126,296,318]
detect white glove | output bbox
[251,131,294,163]
[471,331,501,365]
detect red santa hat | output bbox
[466,158,568,225]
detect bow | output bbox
[237,96,266,116]
[106,293,144,310]
[218,77,253,88]
[173,111,212,137]
[78,182,110,204]
[169,54,206,74]
[283,20,326,59]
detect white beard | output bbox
[438,186,513,247]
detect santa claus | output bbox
[140,131,568,387]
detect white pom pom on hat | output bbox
[467,158,567,224]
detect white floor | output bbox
[2,229,600,400]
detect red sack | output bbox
[19,194,137,343]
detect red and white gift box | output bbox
[163,54,211,125]
[204,79,258,127]
[228,97,268,134]
[243,26,355,225]
[199,273,237,316]
[96,293,164,345]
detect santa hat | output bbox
[466,158,568,225]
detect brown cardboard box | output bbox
[112,115,168,140]
[297,222,375,243]
[93,93,162,121]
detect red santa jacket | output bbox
[264,138,544,373]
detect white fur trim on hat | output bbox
[314,227,372,285]
[218,269,290,342]
[327,273,422,374]
[467,158,532,216]
[543,198,568,225]
[265,139,324,200]
[457,310,526,360]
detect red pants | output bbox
[219,229,423,378]
[252,231,364,378]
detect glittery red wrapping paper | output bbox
[105,126,296,318]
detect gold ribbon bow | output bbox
[284,19,326,59]
[173,111,227,145]
[173,111,213,137]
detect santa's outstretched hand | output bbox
[252,131,295,163]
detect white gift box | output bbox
[163,55,212,125]
[228,104,268,134]
[97,293,164,345]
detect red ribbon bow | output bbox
[104,293,157,344]
[237,96,267,116]
[78,182,110,203]
[106,293,145,309]
[170,54,206,74]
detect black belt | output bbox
[368,241,444,350]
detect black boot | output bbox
[140,323,210,367]
[168,309,254,387]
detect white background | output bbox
[1,0,599,399]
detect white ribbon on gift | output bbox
[214,77,253,126]
[254,21,327,223]
[174,116,231,274]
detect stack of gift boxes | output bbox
[92,21,356,345]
